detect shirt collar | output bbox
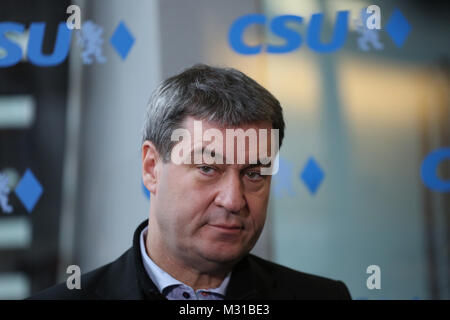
[139,226,231,296]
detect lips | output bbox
[208,224,243,231]
[210,224,242,229]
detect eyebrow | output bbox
[191,146,272,168]
[244,161,272,170]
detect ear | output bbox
[142,140,161,195]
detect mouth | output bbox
[208,224,243,234]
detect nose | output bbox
[214,171,246,214]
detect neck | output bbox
[145,220,230,291]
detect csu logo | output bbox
[0,19,134,67]
[229,11,350,54]
[229,7,411,54]
[0,22,72,67]
[0,6,135,67]
[421,147,450,193]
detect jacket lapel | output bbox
[225,255,271,300]
[93,220,166,300]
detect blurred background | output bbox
[0,0,449,299]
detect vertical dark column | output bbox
[418,72,439,299]
[0,0,69,295]
[437,59,450,299]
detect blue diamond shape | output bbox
[110,21,135,60]
[300,157,324,194]
[385,9,411,47]
[14,169,43,213]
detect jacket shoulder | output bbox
[247,254,351,300]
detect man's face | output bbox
[148,116,274,269]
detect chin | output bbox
[200,244,250,265]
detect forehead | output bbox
[174,116,275,167]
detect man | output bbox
[30,64,351,300]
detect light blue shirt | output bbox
[139,226,231,300]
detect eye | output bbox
[245,171,263,181]
[198,165,216,175]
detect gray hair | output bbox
[141,64,285,161]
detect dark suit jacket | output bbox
[30,220,351,300]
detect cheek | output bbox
[246,192,269,228]
[160,168,215,228]
[248,199,267,225]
